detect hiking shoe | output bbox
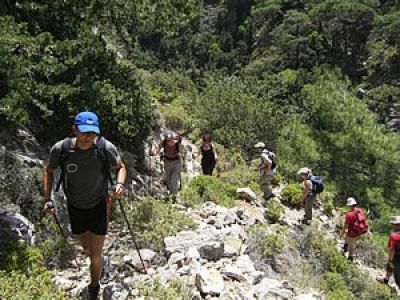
[88,283,100,300]
[99,255,110,284]
[348,256,354,262]
[301,219,311,225]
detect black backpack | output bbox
[310,176,324,194]
[55,136,113,192]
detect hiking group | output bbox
[156,129,218,198]
[42,112,399,298]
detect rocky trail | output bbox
[2,128,396,299]
[49,134,328,299]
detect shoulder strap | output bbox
[55,137,74,192]
[95,136,114,186]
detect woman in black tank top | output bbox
[199,133,217,175]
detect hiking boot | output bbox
[88,283,100,300]
[348,256,354,262]
[99,255,110,284]
[301,219,311,225]
[377,276,389,285]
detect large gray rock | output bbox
[123,249,156,271]
[195,268,225,296]
[198,242,224,261]
[252,278,294,299]
[0,212,35,251]
[164,228,224,255]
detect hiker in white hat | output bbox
[339,197,368,262]
[377,216,400,287]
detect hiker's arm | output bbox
[43,166,55,212]
[300,181,310,203]
[113,160,127,197]
[155,142,163,155]
[340,221,348,238]
[43,166,54,200]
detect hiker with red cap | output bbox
[340,197,369,262]
[43,111,127,300]
[377,216,400,287]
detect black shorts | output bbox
[68,198,108,235]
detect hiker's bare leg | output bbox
[78,232,105,283]
[78,231,92,256]
[88,233,106,283]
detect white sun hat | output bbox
[346,197,357,206]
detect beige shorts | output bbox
[345,235,359,249]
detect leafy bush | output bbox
[321,272,354,300]
[281,183,303,207]
[276,118,322,179]
[300,228,393,299]
[0,270,73,300]
[180,175,236,207]
[119,197,197,251]
[318,186,337,215]
[0,244,72,299]
[260,233,285,257]
[139,279,191,300]
[357,234,387,268]
[265,199,284,223]
[194,75,284,154]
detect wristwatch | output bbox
[116,182,125,189]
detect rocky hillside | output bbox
[1,125,397,299]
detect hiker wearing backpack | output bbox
[156,131,183,193]
[198,132,218,175]
[339,197,368,262]
[259,150,276,200]
[297,167,324,225]
[43,111,127,300]
[377,216,400,287]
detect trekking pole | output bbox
[46,202,80,269]
[117,197,147,274]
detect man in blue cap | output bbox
[43,111,127,299]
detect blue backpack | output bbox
[310,176,324,194]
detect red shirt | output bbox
[388,232,400,254]
[345,208,363,238]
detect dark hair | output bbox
[202,134,212,142]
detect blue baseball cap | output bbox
[74,111,100,134]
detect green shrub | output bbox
[139,279,191,300]
[301,228,394,299]
[318,187,337,215]
[357,234,387,268]
[281,183,303,207]
[0,270,73,300]
[181,175,236,207]
[265,199,284,223]
[322,272,354,300]
[120,197,197,251]
[260,233,285,257]
[0,244,73,299]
